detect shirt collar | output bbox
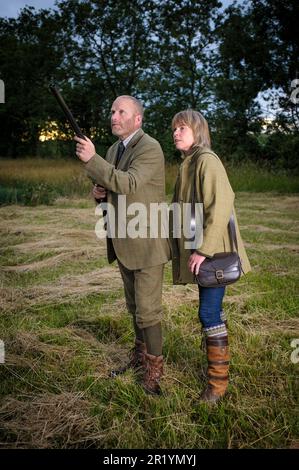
[122,129,141,148]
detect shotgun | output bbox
[49,84,86,140]
[49,84,105,202]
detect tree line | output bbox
[0,0,298,168]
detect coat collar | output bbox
[122,128,144,150]
[181,146,213,165]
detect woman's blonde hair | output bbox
[172,109,211,150]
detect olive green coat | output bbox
[171,147,251,284]
[84,128,171,270]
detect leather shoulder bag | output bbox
[190,155,243,288]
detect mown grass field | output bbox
[0,159,298,448]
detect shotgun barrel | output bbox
[49,84,86,140]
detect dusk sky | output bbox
[0,0,235,18]
[0,0,58,18]
[1,0,272,115]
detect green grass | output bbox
[0,158,91,205]
[225,162,299,193]
[0,188,298,448]
[0,158,298,207]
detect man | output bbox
[75,95,170,395]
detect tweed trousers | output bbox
[117,259,164,329]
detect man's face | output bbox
[110,98,142,140]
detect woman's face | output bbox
[173,123,195,152]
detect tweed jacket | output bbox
[85,129,171,270]
[171,147,251,284]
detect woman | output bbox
[170,109,251,403]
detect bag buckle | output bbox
[216,270,224,280]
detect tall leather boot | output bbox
[201,334,229,403]
[110,339,147,377]
[142,353,163,395]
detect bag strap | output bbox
[191,151,238,253]
[228,213,239,253]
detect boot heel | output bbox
[110,339,146,377]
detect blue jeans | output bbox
[198,286,226,329]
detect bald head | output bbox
[116,95,144,117]
[111,95,144,140]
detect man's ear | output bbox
[136,114,142,125]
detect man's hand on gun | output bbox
[74,135,95,163]
[73,136,107,201]
[93,185,107,201]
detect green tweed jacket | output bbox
[171,147,251,284]
[84,129,171,270]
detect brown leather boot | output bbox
[142,353,163,395]
[110,339,146,377]
[201,335,229,403]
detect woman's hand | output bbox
[188,252,206,275]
